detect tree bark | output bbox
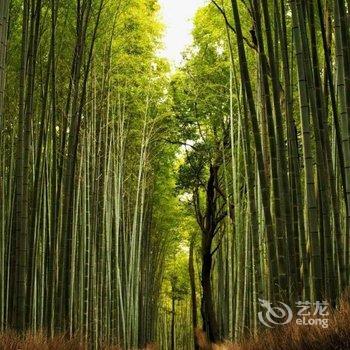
[199,165,220,343]
[0,0,9,128]
[189,236,199,350]
[170,291,175,350]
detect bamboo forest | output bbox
[2,0,350,349]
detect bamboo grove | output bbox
[0,0,182,348]
[1,0,350,349]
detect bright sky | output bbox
[158,0,208,66]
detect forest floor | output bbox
[1,297,350,350]
[199,295,350,350]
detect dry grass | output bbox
[1,297,350,349]
[0,331,158,350]
[197,294,350,350]
[0,331,87,350]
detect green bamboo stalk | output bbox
[230,0,279,301]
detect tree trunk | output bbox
[11,0,30,331]
[0,0,9,127]
[201,239,218,343]
[230,0,279,300]
[189,236,199,350]
[170,292,175,350]
[200,165,220,343]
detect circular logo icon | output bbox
[258,299,293,328]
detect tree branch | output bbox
[193,188,205,232]
[211,0,257,51]
[215,211,227,226]
[161,138,199,151]
[211,230,226,255]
